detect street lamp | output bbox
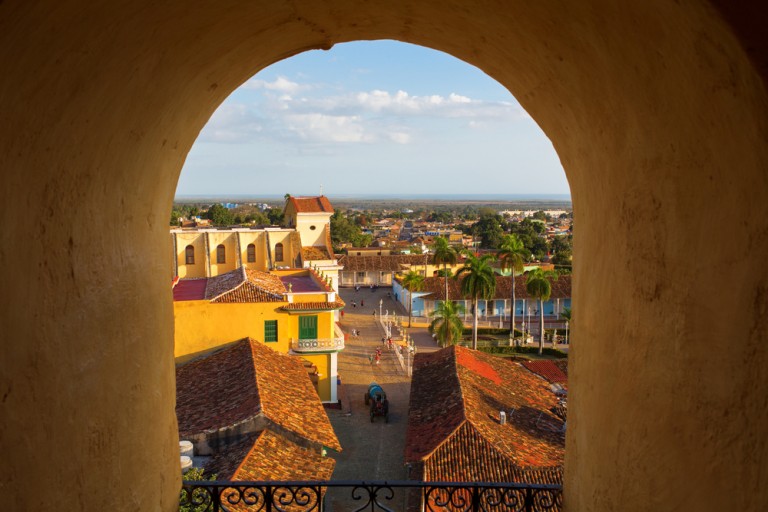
[565,320,569,345]
[379,298,383,319]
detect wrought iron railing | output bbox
[180,480,563,511]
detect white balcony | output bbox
[291,324,346,352]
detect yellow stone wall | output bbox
[207,231,238,276]
[3,1,768,511]
[174,298,338,401]
[175,232,207,278]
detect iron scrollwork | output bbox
[180,480,562,511]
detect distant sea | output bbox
[175,193,571,202]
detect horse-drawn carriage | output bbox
[364,382,389,423]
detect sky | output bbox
[176,40,569,198]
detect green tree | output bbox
[551,235,572,268]
[525,268,558,355]
[180,467,217,512]
[170,208,183,226]
[429,300,465,347]
[498,234,527,342]
[206,203,234,226]
[472,212,505,249]
[266,207,284,225]
[431,236,458,301]
[455,251,497,350]
[401,270,425,328]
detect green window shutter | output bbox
[298,315,318,340]
[264,320,278,342]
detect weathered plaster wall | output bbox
[1,1,766,511]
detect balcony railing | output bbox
[290,337,345,352]
[180,480,563,511]
[290,324,346,353]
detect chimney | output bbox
[499,410,507,425]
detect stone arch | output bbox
[1,2,767,511]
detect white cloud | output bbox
[244,76,303,94]
[284,113,369,143]
[197,80,528,146]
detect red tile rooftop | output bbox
[522,360,568,385]
[172,267,287,303]
[176,338,341,452]
[288,195,334,214]
[204,429,335,483]
[405,346,563,484]
[280,300,345,311]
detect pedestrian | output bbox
[374,353,380,365]
[352,300,356,308]
[373,310,376,317]
[361,299,364,307]
[340,310,345,319]
[381,337,386,345]
[368,353,374,364]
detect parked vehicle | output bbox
[364,382,389,423]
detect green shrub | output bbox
[477,345,568,358]
[180,467,217,512]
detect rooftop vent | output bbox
[499,410,506,425]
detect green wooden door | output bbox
[298,315,318,339]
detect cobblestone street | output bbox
[325,286,438,510]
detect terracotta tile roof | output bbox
[289,195,334,214]
[302,245,331,261]
[337,254,429,272]
[553,359,568,377]
[404,349,466,463]
[423,422,563,485]
[414,274,572,302]
[522,360,568,385]
[206,430,335,512]
[405,346,564,483]
[204,267,286,303]
[280,300,345,311]
[176,338,341,451]
[205,430,335,481]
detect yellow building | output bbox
[171,195,343,289]
[173,266,345,403]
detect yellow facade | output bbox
[173,268,343,402]
[172,228,303,278]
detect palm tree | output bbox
[401,270,425,328]
[525,267,558,355]
[455,251,497,350]
[498,234,527,343]
[431,236,458,302]
[429,300,465,347]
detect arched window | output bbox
[185,245,195,265]
[216,244,226,264]
[246,243,256,263]
[274,243,284,262]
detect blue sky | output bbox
[176,41,569,197]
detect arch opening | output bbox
[2,2,768,511]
